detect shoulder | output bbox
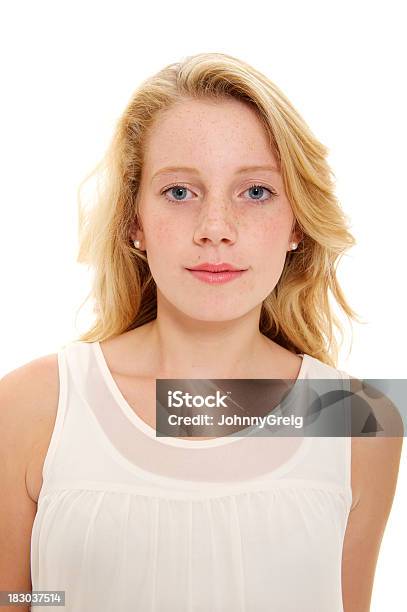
[301,363,404,504]
[343,375,404,505]
[340,374,404,514]
[0,352,60,424]
[0,352,59,414]
[0,353,60,497]
[350,391,404,508]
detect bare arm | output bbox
[342,399,404,611]
[0,355,58,611]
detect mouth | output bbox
[185,268,247,285]
[186,262,247,272]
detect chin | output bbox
[176,303,252,324]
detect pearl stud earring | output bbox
[290,242,298,250]
[133,239,141,249]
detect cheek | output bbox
[250,215,290,256]
[143,212,177,252]
[248,219,291,286]
[142,213,185,282]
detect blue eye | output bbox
[161,183,278,204]
[162,185,192,202]
[245,184,277,202]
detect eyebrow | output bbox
[151,165,279,180]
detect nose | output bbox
[193,198,238,247]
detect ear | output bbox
[290,223,304,247]
[292,228,304,245]
[129,218,145,246]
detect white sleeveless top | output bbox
[30,341,353,611]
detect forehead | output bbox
[142,97,278,174]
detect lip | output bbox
[186,262,247,272]
[186,269,247,285]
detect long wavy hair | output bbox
[74,52,363,367]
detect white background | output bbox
[1,1,406,609]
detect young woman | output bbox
[0,52,403,611]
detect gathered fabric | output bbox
[31,341,352,611]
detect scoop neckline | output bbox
[91,340,310,449]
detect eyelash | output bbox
[161,183,278,204]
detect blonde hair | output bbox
[75,52,363,367]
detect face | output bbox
[131,97,301,322]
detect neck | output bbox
[142,304,275,379]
